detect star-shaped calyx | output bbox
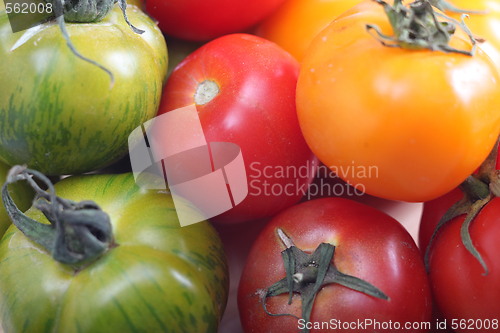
[262,229,389,333]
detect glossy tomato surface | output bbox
[145,0,288,42]
[296,0,500,202]
[420,143,500,331]
[442,0,500,70]
[238,197,432,332]
[0,173,229,332]
[255,0,362,62]
[156,33,316,224]
[0,4,168,176]
[425,197,500,331]
[419,141,500,253]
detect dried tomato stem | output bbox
[458,175,490,202]
[52,0,145,89]
[1,166,114,267]
[429,0,487,15]
[367,0,478,55]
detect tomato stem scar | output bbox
[194,80,220,105]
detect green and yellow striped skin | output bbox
[0,173,229,332]
[0,4,168,176]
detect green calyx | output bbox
[425,137,500,276]
[262,229,389,333]
[367,0,480,56]
[1,166,114,267]
[429,0,487,15]
[51,0,145,88]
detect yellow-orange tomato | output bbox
[296,0,500,203]
[443,0,500,70]
[255,0,362,62]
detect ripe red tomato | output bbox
[424,197,500,331]
[144,0,288,42]
[238,197,432,332]
[255,0,362,62]
[420,143,500,331]
[296,0,500,203]
[155,33,316,224]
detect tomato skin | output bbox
[445,0,500,70]
[156,33,316,224]
[419,143,500,253]
[296,0,500,203]
[126,0,143,10]
[145,0,287,42]
[426,197,500,330]
[238,197,432,332]
[420,144,500,330]
[0,173,229,332]
[255,0,362,62]
[0,4,168,176]
[419,187,462,255]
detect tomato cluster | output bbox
[1,0,500,332]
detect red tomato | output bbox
[155,33,316,224]
[255,0,362,62]
[419,187,463,255]
[238,197,432,332]
[425,198,500,331]
[144,0,288,42]
[420,143,500,331]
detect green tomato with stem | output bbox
[0,170,228,332]
[0,2,168,176]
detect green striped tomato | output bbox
[0,3,168,176]
[0,173,229,332]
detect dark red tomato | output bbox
[145,0,288,42]
[155,33,316,224]
[238,197,432,332]
[425,198,500,331]
[420,143,500,331]
[419,188,462,333]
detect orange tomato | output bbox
[255,0,362,62]
[296,0,500,203]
